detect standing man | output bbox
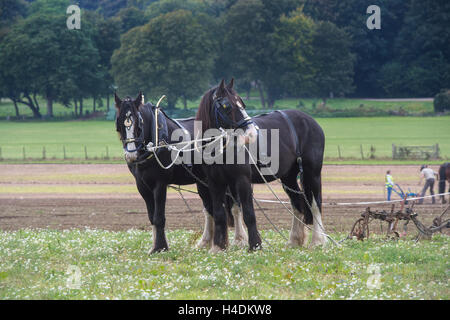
[385,170,394,201]
[418,165,438,204]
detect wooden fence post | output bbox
[63,146,67,160]
[360,144,364,160]
[105,146,109,159]
[338,145,342,159]
[42,146,46,160]
[84,146,88,160]
[22,146,26,160]
[0,147,2,160]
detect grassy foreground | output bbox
[0,229,448,300]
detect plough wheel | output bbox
[350,218,370,240]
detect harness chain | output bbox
[170,185,203,231]
[242,144,340,247]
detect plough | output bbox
[349,200,449,241]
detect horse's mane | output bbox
[195,87,215,132]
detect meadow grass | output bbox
[0,116,448,161]
[0,229,448,300]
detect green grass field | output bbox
[0,229,448,299]
[0,116,448,161]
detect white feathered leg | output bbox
[196,209,214,249]
[288,207,306,247]
[310,198,328,247]
[232,204,248,247]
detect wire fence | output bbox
[0,144,446,161]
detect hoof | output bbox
[232,237,248,248]
[148,246,168,255]
[249,243,262,251]
[309,237,328,248]
[196,238,212,249]
[287,238,303,248]
[209,244,225,254]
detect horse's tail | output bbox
[439,164,447,194]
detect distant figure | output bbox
[385,170,394,201]
[418,165,438,204]
[438,162,450,204]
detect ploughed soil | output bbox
[0,164,447,236]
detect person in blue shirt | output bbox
[385,170,394,201]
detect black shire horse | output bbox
[195,79,261,252]
[114,92,237,253]
[196,79,327,249]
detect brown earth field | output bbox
[0,164,448,237]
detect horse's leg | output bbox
[196,182,214,249]
[228,185,248,247]
[235,176,261,251]
[281,174,308,248]
[209,181,229,253]
[136,179,157,251]
[149,183,169,254]
[303,168,327,247]
[224,191,235,228]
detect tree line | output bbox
[0,0,448,118]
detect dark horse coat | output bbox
[115,93,232,253]
[195,79,327,250]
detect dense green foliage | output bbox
[111,10,215,108]
[434,90,450,113]
[0,0,449,118]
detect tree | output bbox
[113,6,148,34]
[304,0,409,97]
[263,7,316,106]
[0,13,102,117]
[0,0,28,39]
[309,21,355,103]
[388,0,450,97]
[221,0,304,108]
[91,14,121,110]
[111,10,216,109]
[221,0,270,108]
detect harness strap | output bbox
[276,110,303,176]
[159,108,189,136]
[275,110,301,157]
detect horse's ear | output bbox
[114,92,121,111]
[135,91,144,108]
[227,78,235,90]
[217,78,226,96]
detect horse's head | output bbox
[196,78,258,146]
[115,92,145,163]
[115,92,170,164]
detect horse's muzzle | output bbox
[125,151,138,163]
